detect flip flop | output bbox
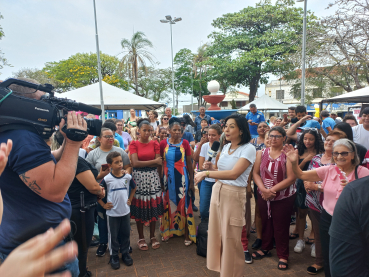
[151,237,160,250]
[137,239,148,251]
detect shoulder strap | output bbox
[355,165,359,180]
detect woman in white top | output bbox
[195,114,256,277]
[148,110,159,132]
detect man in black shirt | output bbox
[329,176,369,277]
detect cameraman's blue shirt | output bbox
[0,130,71,255]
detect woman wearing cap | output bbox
[283,139,369,276]
[195,114,256,277]
[130,118,164,251]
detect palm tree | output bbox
[119,31,156,96]
[193,44,209,105]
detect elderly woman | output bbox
[252,126,296,270]
[283,139,369,277]
[303,130,347,275]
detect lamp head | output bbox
[165,15,172,20]
[160,19,169,23]
[173,17,182,22]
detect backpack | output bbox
[196,219,208,257]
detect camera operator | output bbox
[0,78,87,277]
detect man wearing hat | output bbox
[330,111,342,123]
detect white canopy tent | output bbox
[321,86,369,104]
[238,94,290,113]
[58,81,165,111]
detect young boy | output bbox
[98,151,136,270]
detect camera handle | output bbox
[61,124,88,141]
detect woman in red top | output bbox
[130,118,164,251]
[252,126,296,270]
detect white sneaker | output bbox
[294,239,305,253]
[311,243,316,258]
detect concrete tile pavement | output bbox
[87,191,324,276]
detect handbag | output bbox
[295,179,308,209]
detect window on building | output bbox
[220,101,228,107]
[276,90,284,100]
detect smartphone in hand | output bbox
[101,164,109,171]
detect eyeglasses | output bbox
[333,151,353,157]
[103,135,114,139]
[202,131,208,135]
[303,128,318,132]
[163,118,169,121]
[269,135,283,140]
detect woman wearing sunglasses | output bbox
[283,139,369,277]
[156,115,170,136]
[252,126,297,270]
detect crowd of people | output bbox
[0,79,369,277]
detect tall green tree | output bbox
[174,48,209,106]
[119,31,156,96]
[137,67,171,102]
[206,0,317,102]
[12,68,57,87]
[43,52,128,92]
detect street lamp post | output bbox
[92,0,105,122]
[297,0,307,106]
[160,15,182,113]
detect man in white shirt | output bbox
[352,107,369,150]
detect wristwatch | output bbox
[317,184,322,191]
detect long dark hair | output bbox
[297,129,324,156]
[183,114,196,127]
[224,114,251,145]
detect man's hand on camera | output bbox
[63,112,87,144]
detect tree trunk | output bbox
[248,74,261,102]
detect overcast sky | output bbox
[0,0,335,106]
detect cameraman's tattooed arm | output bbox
[19,173,41,195]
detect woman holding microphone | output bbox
[195,114,256,277]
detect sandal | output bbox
[184,240,193,246]
[307,265,324,275]
[161,236,169,242]
[305,237,315,244]
[151,237,160,250]
[252,249,271,260]
[250,227,256,233]
[137,239,148,251]
[278,260,288,270]
[289,233,299,239]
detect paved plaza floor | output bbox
[87,190,324,277]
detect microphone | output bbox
[207,141,220,161]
